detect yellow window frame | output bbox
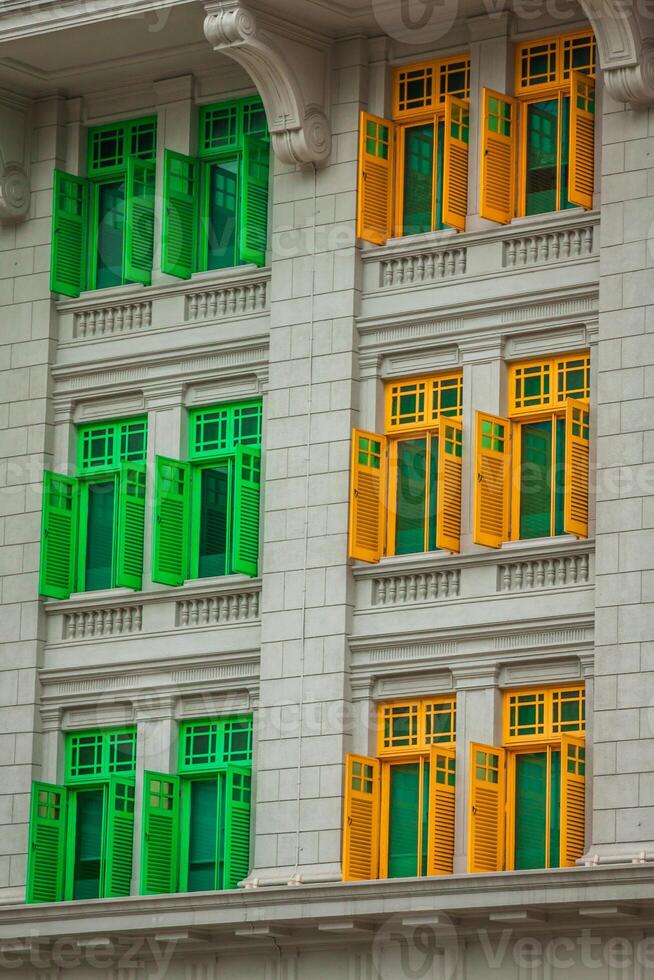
[509,408,563,542]
[393,54,471,120]
[505,742,568,871]
[508,352,590,417]
[379,753,428,878]
[503,684,585,745]
[394,115,444,237]
[517,90,569,219]
[378,695,456,757]
[515,30,596,96]
[385,371,463,433]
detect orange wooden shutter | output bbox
[443,96,470,232]
[357,112,394,245]
[468,742,506,872]
[568,72,595,210]
[560,735,586,867]
[437,418,462,553]
[427,746,456,876]
[473,412,510,548]
[349,428,387,562]
[480,89,517,224]
[564,398,590,538]
[342,753,380,881]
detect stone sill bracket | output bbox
[203,0,332,167]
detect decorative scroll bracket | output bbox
[0,92,31,223]
[203,0,332,166]
[580,0,654,104]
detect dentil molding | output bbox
[203,0,331,166]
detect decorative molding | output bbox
[74,301,152,338]
[381,345,460,379]
[502,224,596,268]
[185,374,261,406]
[497,553,592,593]
[63,604,143,640]
[500,658,583,687]
[186,279,268,321]
[379,245,467,288]
[61,703,135,730]
[373,670,454,700]
[203,1,331,166]
[372,568,461,606]
[176,691,252,718]
[72,392,145,422]
[176,590,260,627]
[493,628,588,650]
[500,295,596,326]
[580,0,654,104]
[0,92,32,223]
[505,325,589,360]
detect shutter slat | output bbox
[443,96,469,232]
[568,72,595,209]
[342,753,379,881]
[140,772,180,895]
[124,158,155,285]
[162,150,198,279]
[116,462,146,590]
[473,412,510,548]
[232,447,261,576]
[349,429,387,563]
[40,471,78,599]
[357,112,394,245]
[51,171,87,297]
[564,398,590,538]
[26,782,67,903]
[480,90,517,224]
[560,735,586,867]
[437,419,462,552]
[239,136,269,266]
[468,743,506,873]
[427,747,456,876]
[223,767,252,889]
[104,777,135,897]
[152,456,190,586]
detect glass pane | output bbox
[395,439,427,555]
[554,416,566,536]
[525,100,559,216]
[96,181,125,289]
[198,467,229,578]
[403,124,434,235]
[85,480,115,591]
[549,750,561,867]
[73,789,104,900]
[388,763,420,878]
[435,120,445,231]
[207,159,238,270]
[560,96,572,210]
[514,753,547,870]
[519,422,552,539]
[188,779,218,892]
[427,434,439,551]
[421,760,430,876]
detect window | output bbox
[50,117,157,297]
[161,97,270,280]
[140,716,253,894]
[473,352,590,547]
[152,400,262,585]
[357,55,471,244]
[26,728,137,903]
[468,685,585,872]
[348,372,463,562]
[342,697,456,881]
[39,417,148,599]
[480,31,596,223]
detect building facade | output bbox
[0,0,653,976]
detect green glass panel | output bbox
[199,467,229,578]
[207,159,238,270]
[402,124,434,235]
[514,753,547,870]
[549,750,561,868]
[435,120,445,231]
[554,417,566,536]
[525,99,559,216]
[520,422,552,539]
[395,438,427,555]
[85,480,115,591]
[427,434,439,551]
[96,181,125,289]
[188,779,219,892]
[560,96,572,210]
[73,789,104,900]
[420,760,430,876]
[388,763,420,878]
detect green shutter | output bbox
[223,767,251,890]
[232,446,261,577]
[39,471,78,600]
[520,422,553,539]
[124,158,155,285]
[104,777,135,897]
[239,136,269,266]
[140,771,180,895]
[514,752,548,869]
[116,462,146,590]
[51,170,88,298]
[26,782,68,903]
[162,150,198,279]
[152,456,190,586]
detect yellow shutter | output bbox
[468,743,506,873]
[473,412,510,548]
[564,398,590,538]
[568,72,595,210]
[480,89,517,224]
[427,746,456,876]
[443,96,470,232]
[437,418,462,553]
[349,428,387,563]
[357,112,394,245]
[560,735,586,867]
[342,753,380,881]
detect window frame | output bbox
[189,453,235,580]
[377,696,457,758]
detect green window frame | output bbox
[161,97,270,280]
[50,116,157,298]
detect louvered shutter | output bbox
[568,72,595,210]
[162,150,198,279]
[39,471,78,599]
[427,747,456,876]
[349,429,387,563]
[564,398,590,538]
[124,158,155,286]
[357,112,394,245]
[232,446,261,577]
[104,777,135,897]
[223,767,252,889]
[473,412,510,549]
[26,782,68,903]
[342,753,380,881]
[443,96,470,232]
[116,462,146,590]
[239,136,270,266]
[560,735,586,867]
[436,418,462,553]
[140,771,180,895]
[50,170,88,298]
[480,89,517,224]
[468,743,506,873]
[152,456,190,586]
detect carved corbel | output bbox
[580,0,654,104]
[0,92,31,223]
[203,0,331,166]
